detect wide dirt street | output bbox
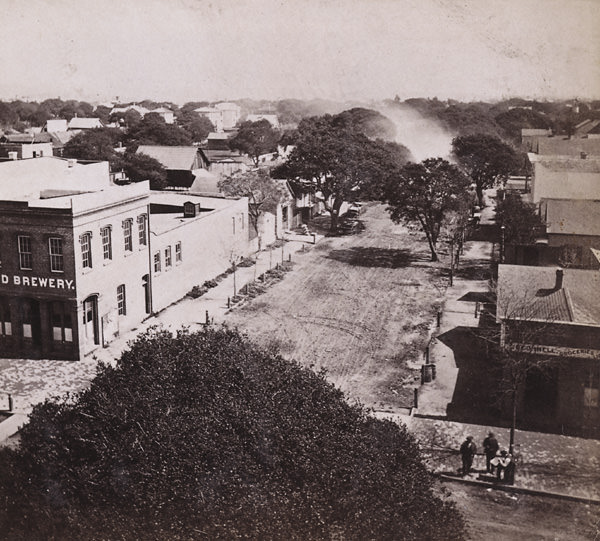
[227,203,447,411]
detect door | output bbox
[142,274,151,314]
[83,296,99,346]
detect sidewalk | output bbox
[375,412,600,502]
[0,237,319,416]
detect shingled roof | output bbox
[497,265,600,326]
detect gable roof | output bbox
[67,117,103,130]
[534,137,600,157]
[136,145,201,170]
[497,265,600,326]
[1,132,53,144]
[541,198,600,237]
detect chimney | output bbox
[580,151,587,159]
[555,268,564,290]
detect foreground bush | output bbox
[0,327,464,540]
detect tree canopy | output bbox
[386,158,471,261]
[274,114,411,230]
[121,151,167,190]
[176,109,214,142]
[495,192,545,245]
[229,119,281,166]
[63,128,123,162]
[332,107,396,140]
[452,134,519,206]
[218,169,287,235]
[125,112,192,149]
[0,327,464,540]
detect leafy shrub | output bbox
[0,328,465,540]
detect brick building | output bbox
[0,157,250,360]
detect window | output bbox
[80,232,92,268]
[49,237,64,272]
[137,214,147,246]
[18,235,32,270]
[175,242,182,263]
[584,370,599,408]
[50,302,72,342]
[101,226,112,260]
[0,299,11,336]
[123,219,133,252]
[117,284,126,316]
[165,246,172,268]
[153,251,161,273]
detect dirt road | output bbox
[227,204,447,411]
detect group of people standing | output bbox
[459,432,515,483]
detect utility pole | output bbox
[449,238,454,286]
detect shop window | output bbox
[123,218,133,252]
[21,300,32,338]
[117,284,126,316]
[49,237,64,272]
[101,226,112,260]
[584,370,599,408]
[18,235,32,270]
[80,232,92,268]
[165,246,172,269]
[51,302,73,343]
[137,214,147,246]
[175,242,182,263]
[0,299,11,336]
[153,251,161,273]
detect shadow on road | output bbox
[326,247,420,268]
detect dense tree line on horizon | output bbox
[0,327,465,540]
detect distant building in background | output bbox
[0,133,53,160]
[109,104,175,124]
[67,117,104,130]
[195,107,224,132]
[195,102,241,132]
[135,145,210,188]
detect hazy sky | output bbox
[2,0,599,104]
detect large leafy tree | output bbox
[274,115,411,230]
[495,193,545,245]
[0,327,464,540]
[386,158,471,261]
[218,169,287,234]
[63,127,123,162]
[125,112,192,149]
[452,134,519,206]
[176,109,214,142]
[229,119,281,166]
[121,151,167,190]
[332,107,396,140]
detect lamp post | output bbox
[500,225,506,263]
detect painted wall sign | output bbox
[507,342,600,360]
[0,274,75,290]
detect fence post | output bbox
[205,310,209,325]
[413,388,418,409]
[8,394,13,412]
[437,309,442,328]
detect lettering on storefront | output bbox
[507,342,600,360]
[0,274,75,290]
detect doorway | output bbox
[83,295,99,346]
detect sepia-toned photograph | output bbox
[0,0,599,538]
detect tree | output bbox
[452,134,520,206]
[0,327,465,540]
[494,108,551,142]
[332,107,396,140]
[176,109,214,142]
[63,128,123,162]
[495,193,545,245]
[274,115,410,230]
[386,158,471,261]
[125,112,192,149]
[121,152,167,190]
[229,119,281,166]
[218,169,287,235]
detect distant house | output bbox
[148,107,174,124]
[538,198,600,268]
[528,155,600,203]
[521,128,552,152]
[214,102,241,130]
[195,107,224,132]
[532,136,600,158]
[206,131,234,151]
[573,119,600,137]
[45,119,68,132]
[67,117,104,130]
[47,130,79,157]
[203,149,251,178]
[496,265,600,436]
[136,145,210,188]
[109,105,175,124]
[0,133,53,159]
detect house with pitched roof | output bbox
[136,145,210,188]
[67,117,104,130]
[0,133,54,159]
[496,265,600,435]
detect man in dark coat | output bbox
[460,436,477,476]
[483,432,499,473]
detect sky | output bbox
[1,0,599,104]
